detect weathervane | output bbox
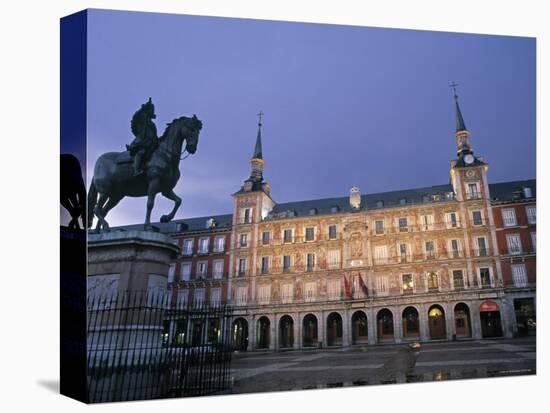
[257,110,264,127]
[449,81,459,98]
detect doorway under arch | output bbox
[377,308,394,341]
[302,314,318,347]
[402,306,420,339]
[279,315,294,348]
[256,316,270,349]
[326,312,343,346]
[232,318,248,351]
[454,303,472,338]
[351,311,368,344]
[428,305,447,340]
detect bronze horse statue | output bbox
[61,153,86,230]
[88,115,202,231]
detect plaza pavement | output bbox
[228,337,536,394]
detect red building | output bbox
[491,180,536,336]
[167,215,233,309]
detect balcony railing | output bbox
[257,234,342,247]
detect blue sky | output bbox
[85,9,535,226]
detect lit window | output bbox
[402,274,413,294]
[427,272,439,290]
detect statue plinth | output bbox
[86,230,179,401]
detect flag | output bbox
[358,274,369,297]
[343,274,352,299]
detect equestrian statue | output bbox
[88,98,202,231]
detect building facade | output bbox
[146,94,535,350]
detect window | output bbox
[212,260,224,279]
[376,276,388,295]
[375,220,384,235]
[327,250,341,269]
[328,225,337,239]
[526,205,536,224]
[214,236,225,252]
[236,286,248,306]
[398,217,408,232]
[281,283,293,303]
[261,256,270,274]
[511,264,528,287]
[283,229,293,243]
[168,264,176,283]
[238,258,247,276]
[472,210,483,226]
[304,282,316,302]
[309,208,317,216]
[198,238,209,254]
[180,262,191,281]
[427,272,439,291]
[196,261,207,279]
[453,270,464,289]
[330,206,339,213]
[194,288,205,308]
[467,183,480,199]
[327,279,341,300]
[258,285,271,304]
[425,241,435,259]
[531,232,536,251]
[400,198,407,205]
[374,245,388,265]
[446,212,459,228]
[243,208,251,224]
[177,289,189,308]
[502,208,517,227]
[506,234,522,255]
[479,268,491,288]
[305,227,315,241]
[376,200,384,208]
[306,253,315,271]
[476,237,487,257]
[239,233,248,248]
[402,274,414,294]
[283,255,291,272]
[182,239,194,255]
[210,288,221,307]
[399,243,409,262]
[262,231,271,245]
[450,239,460,258]
[420,214,434,231]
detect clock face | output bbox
[464,154,474,164]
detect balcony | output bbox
[466,192,482,200]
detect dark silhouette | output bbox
[60,153,86,229]
[126,97,159,176]
[88,114,202,231]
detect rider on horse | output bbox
[126,97,158,176]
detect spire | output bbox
[252,111,263,160]
[450,81,467,132]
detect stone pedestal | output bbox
[86,230,179,402]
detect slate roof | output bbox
[112,179,535,233]
[489,179,536,202]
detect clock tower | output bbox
[448,84,488,202]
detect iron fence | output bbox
[86,291,233,403]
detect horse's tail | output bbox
[87,179,98,228]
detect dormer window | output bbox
[309,208,317,216]
[376,200,384,208]
[523,187,533,198]
[399,198,407,205]
[330,205,339,213]
[288,210,296,218]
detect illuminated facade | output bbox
[147,94,535,350]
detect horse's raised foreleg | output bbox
[160,188,182,223]
[94,194,109,231]
[99,196,122,224]
[144,180,161,230]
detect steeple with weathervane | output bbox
[451,81,477,166]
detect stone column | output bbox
[419,304,430,342]
[271,314,277,350]
[471,301,483,339]
[294,313,301,349]
[499,297,515,338]
[249,315,256,351]
[446,302,455,340]
[393,307,403,344]
[342,309,350,347]
[368,308,377,345]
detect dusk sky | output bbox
[85,9,535,227]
